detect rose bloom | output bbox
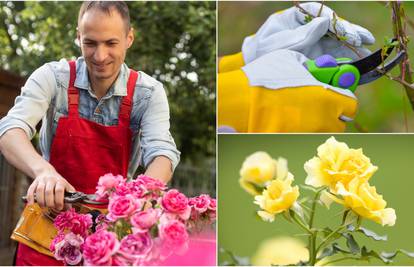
[83,230,120,266]
[54,208,92,237]
[304,137,378,192]
[335,179,396,226]
[137,174,167,192]
[252,237,309,266]
[254,177,299,222]
[240,153,293,196]
[54,233,84,266]
[161,189,191,220]
[130,208,161,231]
[158,219,189,254]
[189,194,211,213]
[107,194,142,221]
[118,232,153,262]
[96,173,125,199]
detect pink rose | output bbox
[54,233,84,265]
[189,194,211,213]
[118,232,153,262]
[50,232,65,252]
[208,197,217,220]
[161,189,191,220]
[54,208,92,238]
[130,208,161,231]
[137,175,167,192]
[126,179,147,198]
[83,230,119,266]
[95,173,125,199]
[113,180,132,196]
[158,219,189,254]
[107,194,142,221]
[112,255,130,266]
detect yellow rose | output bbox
[252,236,309,266]
[254,176,299,222]
[305,137,378,191]
[335,178,396,226]
[239,152,292,195]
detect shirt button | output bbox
[95,107,101,114]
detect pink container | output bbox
[160,230,216,266]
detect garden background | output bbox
[218,134,414,265]
[219,1,414,133]
[0,1,216,264]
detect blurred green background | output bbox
[218,134,414,265]
[219,1,414,132]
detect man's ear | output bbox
[76,28,81,47]
[126,28,134,48]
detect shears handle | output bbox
[305,55,360,92]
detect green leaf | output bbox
[343,210,359,226]
[343,233,360,254]
[381,249,414,260]
[321,227,342,239]
[304,14,313,23]
[361,246,392,263]
[318,243,351,259]
[299,184,319,193]
[219,247,251,266]
[291,202,306,222]
[347,225,387,241]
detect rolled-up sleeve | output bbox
[0,64,55,139]
[138,82,180,171]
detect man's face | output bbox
[77,8,133,81]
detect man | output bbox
[218,2,375,133]
[0,1,180,265]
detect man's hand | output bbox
[26,168,75,210]
[218,50,358,133]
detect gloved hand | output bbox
[219,2,375,73]
[218,49,358,133]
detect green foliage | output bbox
[0,1,216,164]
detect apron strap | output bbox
[67,60,79,118]
[118,69,138,127]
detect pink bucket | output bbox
[160,230,216,266]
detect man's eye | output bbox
[83,42,95,47]
[107,42,118,47]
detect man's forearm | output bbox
[144,156,173,183]
[0,128,54,179]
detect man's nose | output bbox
[93,45,108,63]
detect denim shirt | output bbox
[0,57,180,178]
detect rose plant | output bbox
[50,174,216,266]
[222,137,414,266]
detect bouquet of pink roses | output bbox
[50,174,216,266]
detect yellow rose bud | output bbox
[335,179,396,226]
[252,236,309,266]
[305,137,378,192]
[240,151,277,184]
[239,152,294,196]
[254,177,299,222]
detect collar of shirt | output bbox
[74,57,130,98]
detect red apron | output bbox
[15,61,138,265]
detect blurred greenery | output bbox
[218,1,414,132]
[0,1,216,165]
[218,134,414,265]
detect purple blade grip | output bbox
[315,55,338,68]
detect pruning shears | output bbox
[305,38,406,92]
[22,191,109,206]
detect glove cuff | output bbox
[219,52,245,73]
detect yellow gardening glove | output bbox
[218,50,358,133]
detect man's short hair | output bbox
[78,1,131,33]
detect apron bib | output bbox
[15,60,138,265]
